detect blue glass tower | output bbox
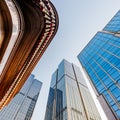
[78,10,120,120]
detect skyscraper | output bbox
[0,74,42,120]
[78,10,120,120]
[44,59,101,120]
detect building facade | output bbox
[0,0,58,109]
[78,10,120,120]
[44,59,101,120]
[0,74,42,120]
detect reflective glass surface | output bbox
[104,10,120,32]
[56,78,66,120]
[45,60,101,120]
[78,32,120,119]
[0,75,42,120]
[44,88,55,120]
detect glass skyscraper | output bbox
[0,74,42,120]
[78,10,120,120]
[44,59,101,120]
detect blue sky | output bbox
[32,0,120,120]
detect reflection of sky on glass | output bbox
[32,0,120,120]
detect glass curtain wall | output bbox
[78,10,120,120]
[44,59,101,120]
[0,74,42,120]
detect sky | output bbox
[32,0,120,120]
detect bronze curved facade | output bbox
[0,0,58,109]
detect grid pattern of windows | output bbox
[0,74,42,120]
[45,60,101,120]
[104,10,120,32]
[78,32,120,119]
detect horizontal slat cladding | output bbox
[0,0,58,109]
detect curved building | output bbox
[0,0,58,109]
